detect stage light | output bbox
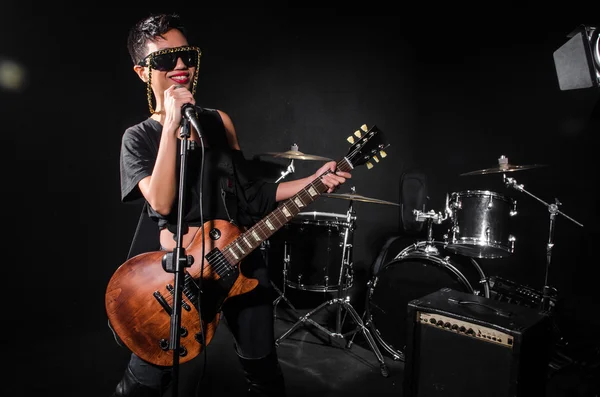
[553,25,599,91]
[0,58,26,92]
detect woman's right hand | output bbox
[163,84,195,134]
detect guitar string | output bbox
[214,134,373,272]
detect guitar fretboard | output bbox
[221,157,353,266]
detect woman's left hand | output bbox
[315,161,352,193]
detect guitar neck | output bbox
[221,158,353,265]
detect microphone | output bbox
[181,103,203,139]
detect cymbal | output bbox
[460,163,547,176]
[257,150,332,161]
[322,192,400,206]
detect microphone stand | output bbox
[161,116,198,397]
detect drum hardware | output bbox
[461,155,584,311]
[462,155,586,371]
[275,194,390,377]
[407,209,448,255]
[282,211,355,292]
[361,242,490,362]
[322,192,400,206]
[459,154,548,176]
[400,207,491,299]
[502,173,583,311]
[265,239,299,318]
[259,143,335,315]
[256,143,333,161]
[349,203,490,362]
[274,157,295,183]
[444,189,518,259]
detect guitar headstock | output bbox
[345,124,389,170]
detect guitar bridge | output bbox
[166,285,191,311]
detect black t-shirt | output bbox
[119,107,278,232]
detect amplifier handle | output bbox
[448,298,512,318]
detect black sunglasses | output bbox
[138,46,201,71]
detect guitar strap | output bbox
[109,200,160,347]
[127,201,148,260]
[126,201,161,260]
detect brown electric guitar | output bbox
[105,124,389,366]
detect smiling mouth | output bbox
[171,76,190,84]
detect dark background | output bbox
[2,3,599,394]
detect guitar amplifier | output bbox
[403,288,553,397]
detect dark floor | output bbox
[20,282,600,397]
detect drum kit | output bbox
[257,148,585,373]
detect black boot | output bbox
[111,366,168,397]
[236,347,287,397]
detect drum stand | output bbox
[406,208,447,255]
[352,210,449,362]
[269,156,299,317]
[503,174,584,311]
[504,174,585,371]
[275,201,390,377]
[263,239,298,318]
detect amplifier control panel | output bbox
[417,312,513,349]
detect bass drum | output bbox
[366,243,489,361]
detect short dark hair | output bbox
[127,13,189,65]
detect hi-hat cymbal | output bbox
[460,163,547,176]
[322,192,400,206]
[257,150,332,161]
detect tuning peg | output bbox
[360,124,368,132]
[347,136,355,144]
[354,130,362,138]
[379,150,387,158]
[373,156,380,163]
[366,162,373,169]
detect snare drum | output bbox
[283,211,353,292]
[446,190,517,259]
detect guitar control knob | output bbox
[178,346,188,357]
[159,339,169,351]
[209,228,221,240]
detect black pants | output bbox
[121,249,278,389]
